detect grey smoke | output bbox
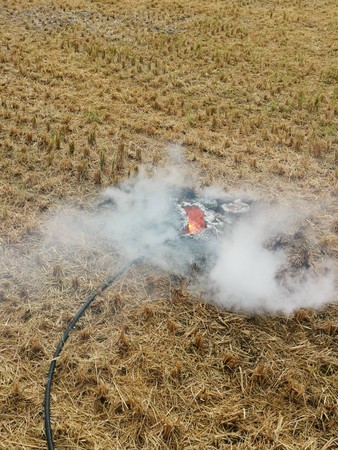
[43,165,196,274]
[208,207,336,314]
[41,163,337,315]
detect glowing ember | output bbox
[183,206,206,234]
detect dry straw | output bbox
[0,0,337,448]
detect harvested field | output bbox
[0,0,337,449]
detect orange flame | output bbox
[183,206,206,234]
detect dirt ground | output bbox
[0,0,337,449]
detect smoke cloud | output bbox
[48,162,336,315]
[96,166,191,271]
[207,207,336,314]
[4,156,336,315]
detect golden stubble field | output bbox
[0,0,337,449]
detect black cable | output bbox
[44,260,139,450]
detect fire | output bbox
[183,206,206,234]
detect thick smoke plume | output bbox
[208,207,336,314]
[96,166,194,271]
[43,161,337,315]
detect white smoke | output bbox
[43,164,197,274]
[89,166,336,314]
[97,166,185,267]
[207,207,336,314]
[10,157,336,316]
